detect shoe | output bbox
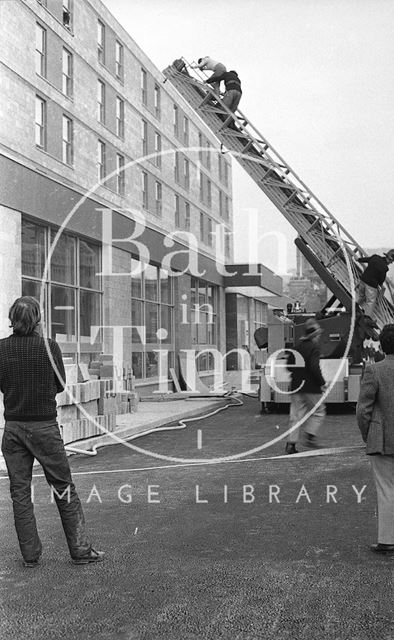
[23,556,41,568]
[370,543,394,555]
[304,433,320,449]
[71,548,105,565]
[285,442,298,455]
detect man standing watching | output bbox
[285,318,326,455]
[0,296,104,567]
[357,250,394,318]
[357,323,394,555]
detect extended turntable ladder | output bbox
[163,59,394,329]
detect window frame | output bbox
[116,96,124,138]
[35,95,46,149]
[62,114,73,166]
[97,20,105,64]
[115,40,124,80]
[97,79,105,124]
[35,23,46,77]
[62,48,73,98]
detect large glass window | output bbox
[190,278,219,370]
[21,219,102,360]
[130,260,174,379]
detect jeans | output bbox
[288,392,326,444]
[222,90,242,113]
[1,419,91,562]
[357,281,378,318]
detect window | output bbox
[115,41,123,80]
[35,23,46,77]
[219,190,223,217]
[198,133,203,161]
[97,80,105,124]
[185,202,190,230]
[62,115,73,165]
[154,132,161,168]
[207,218,213,247]
[174,151,180,183]
[62,48,73,98]
[206,141,211,169]
[225,195,230,221]
[224,161,229,187]
[97,20,105,63]
[130,258,174,379]
[184,158,190,189]
[155,181,162,215]
[21,219,103,360]
[207,179,212,207]
[142,171,148,208]
[174,195,180,227]
[154,84,161,118]
[225,232,231,257]
[63,0,71,29]
[190,277,218,350]
[199,170,203,202]
[141,68,147,105]
[173,104,178,137]
[116,97,124,137]
[141,120,147,157]
[183,116,189,145]
[200,212,204,242]
[97,140,105,181]
[116,154,125,195]
[35,96,46,148]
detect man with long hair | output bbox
[0,296,104,567]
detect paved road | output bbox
[1,397,393,640]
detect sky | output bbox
[104,0,394,274]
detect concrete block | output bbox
[100,365,115,378]
[78,363,91,382]
[64,364,78,385]
[98,396,117,415]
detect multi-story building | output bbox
[0,0,281,392]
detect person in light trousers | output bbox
[357,323,394,554]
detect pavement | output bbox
[1,395,393,640]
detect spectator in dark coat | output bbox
[0,297,104,567]
[356,323,394,555]
[285,318,326,455]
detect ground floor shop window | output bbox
[190,277,219,372]
[130,258,175,379]
[21,218,103,363]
